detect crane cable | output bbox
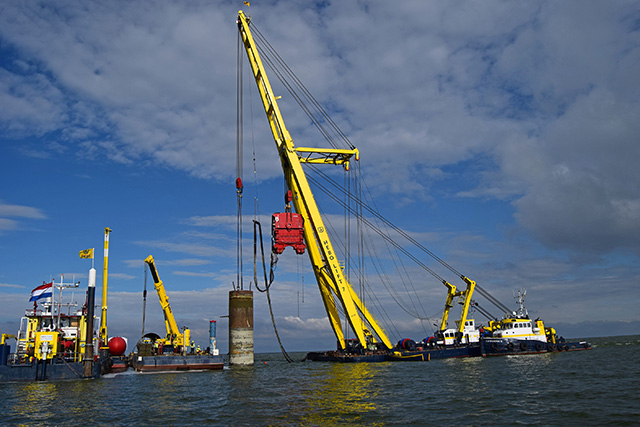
[240,29,293,361]
[308,166,513,315]
[141,262,148,336]
[253,20,511,311]
[253,220,294,363]
[250,19,514,321]
[251,24,353,151]
[236,29,244,291]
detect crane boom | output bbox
[237,11,392,351]
[440,276,476,334]
[144,255,189,348]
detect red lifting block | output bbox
[272,212,306,255]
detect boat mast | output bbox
[99,227,111,343]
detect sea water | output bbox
[1,335,638,426]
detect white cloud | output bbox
[2,1,636,257]
[133,239,232,258]
[0,283,25,289]
[0,201,46,219]
[1,1,639,348]
[0,201,46,233]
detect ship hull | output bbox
[131,354,224,372]
[481,338,591,356]
[305,344,481,363]
[0,359,101,382]
[304,351,389,363]
[389,344,482,361]
[481,338,547,356]
[105,355,129,374]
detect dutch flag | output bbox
[29,281,53,302]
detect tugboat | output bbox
[0,272,102,382]
[480,289,591,356]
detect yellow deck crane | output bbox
[439,277,476,339]
[144,255,190,351]
[237,10,392,351]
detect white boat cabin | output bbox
[440,319,480,345]
[491,318,546,342]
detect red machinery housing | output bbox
[272,212,306,255]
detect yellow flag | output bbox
[244,1,250,6]
[79,248,94,259]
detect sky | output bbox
[1,1,639,354]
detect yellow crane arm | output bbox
[144,255,184,345]
[456,276,476,334]
[237,10,392,350]
[439,277,476,333]
[440,281,457,330]
[1,334,17,345]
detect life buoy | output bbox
[519,342,527,351]
[507,343,514,351]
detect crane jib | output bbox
[237,10,393,351]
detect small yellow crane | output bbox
[144,255,190,351]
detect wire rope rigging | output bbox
[237,11,516,353]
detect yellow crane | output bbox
[237,11,392,351]
[144,255,190,351]
[439,277,476,336]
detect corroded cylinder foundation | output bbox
[229,290,254,365]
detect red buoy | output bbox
[108,336,127,356]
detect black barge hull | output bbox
[305,344,481,363]
[0,359,101,382]
[131,354,224,372]
[481,338,591,356]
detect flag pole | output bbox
[99,228,111,346]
